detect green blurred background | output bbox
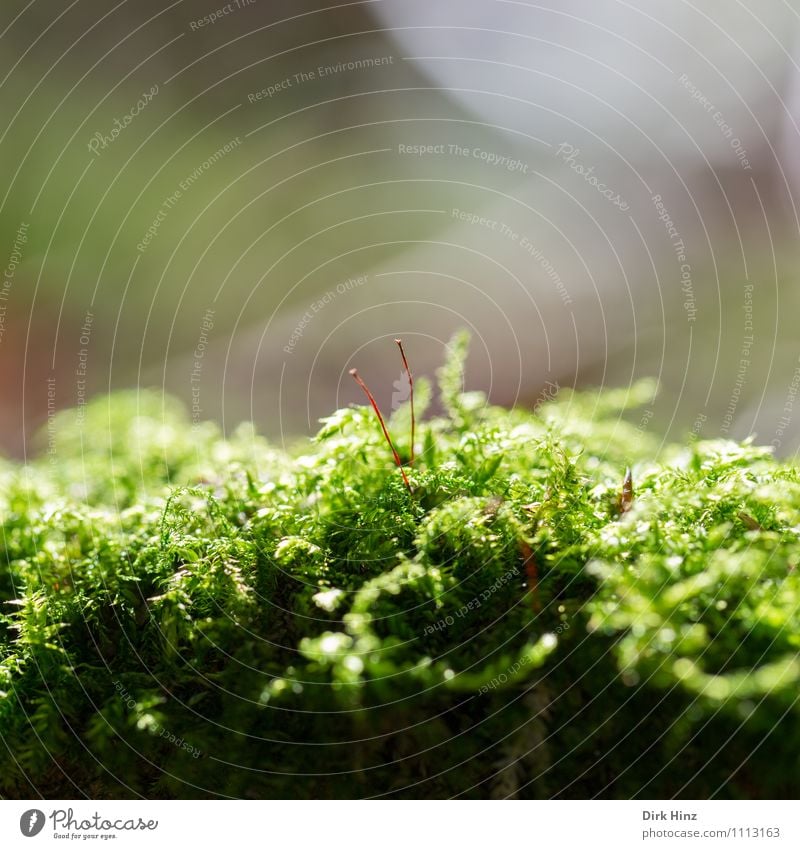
[3,0,800,456]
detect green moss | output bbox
[1,335,798,798]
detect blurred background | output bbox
[2,0,800,456]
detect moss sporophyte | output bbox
[349,337,417,493]
[1,332,798,798]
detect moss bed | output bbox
[1,333,798,798]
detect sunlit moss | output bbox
[1,335,798,798]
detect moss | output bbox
[0,335,798,798]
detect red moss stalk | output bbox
[519,540,541,612]
[350,368,412,492]
[395,338,415,465]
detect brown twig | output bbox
[618,467,634,514]
[737,510,762,531]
